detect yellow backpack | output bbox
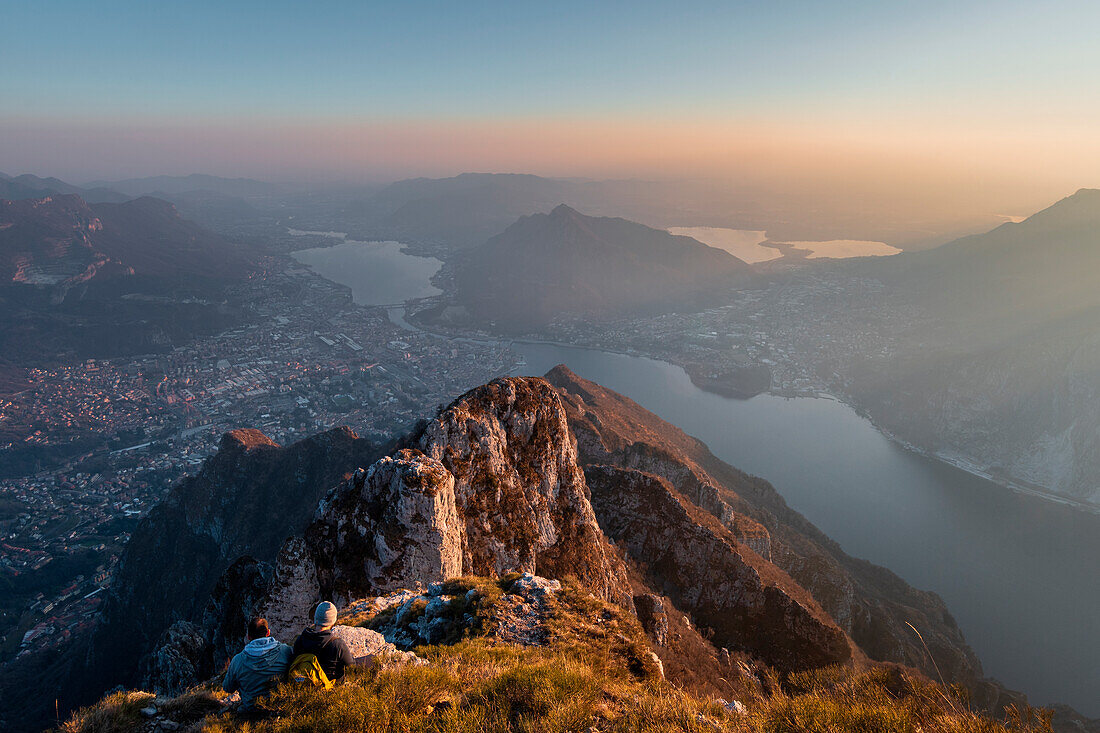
[287,653,332,689]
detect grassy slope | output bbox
[61,579,1055,733]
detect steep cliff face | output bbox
[586,464,853,672]
[545,365,1011,705]
[256,538,322,643]
[307,450,462,605]
[53,369,1047,730]
[68,426,380,711]
[262,377,635,632]
[226,375,869,686]
[413,377,632,605]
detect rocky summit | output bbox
[44,370,1085,732]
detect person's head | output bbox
[247,617,270,641]
[313,601,337,631]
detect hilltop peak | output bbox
[548,202,580,217]
[219,428,279,452]
[455,207,750,330]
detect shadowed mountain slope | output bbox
[455,204,751,330]
[831,189,1100,502]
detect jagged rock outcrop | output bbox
[587,465,852,672]
[256,538,321,642]
[68,426,380,714]
[308,450,462,603]
[259,377,635,632]
[634,594,669,647]
[413,377,632,606]
[139,621,212,697]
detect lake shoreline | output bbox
[402,292,1100,516]
[278,226,1100,714]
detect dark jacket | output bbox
[292,627,355,681]
[222,636,293,710]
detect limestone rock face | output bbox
[633,594,669,647]
[257,537,321,642]
[201,556,273,669]
[248,377,633,636]
[586,465,852,672]
[139,621,211,696]
[73,425,378,706]
[414,376,633,607]
[309,450,463,603]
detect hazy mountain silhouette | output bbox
[86,173,283,198]
[0,173,129,204]
[0,194,254,363]
[455,204,751,330]
[838,189,1100,502]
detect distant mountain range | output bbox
[336,172,1020,251]
[832,189,1100,503]
[0,193,255,364]
[0,194,252,288]
[343,173,773,250]
[454,204,751,330]
[84,173,284,199]
[0,172,129,204]
[0,172,284,231]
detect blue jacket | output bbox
[223,636,293,710]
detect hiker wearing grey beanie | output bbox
[314,601,338,629]
[293,601,355,682]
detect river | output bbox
[291,236,1100,715]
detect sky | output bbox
[2,0,1099,209]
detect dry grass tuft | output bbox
[61,691,155,733]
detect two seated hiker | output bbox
[222,601,358,713]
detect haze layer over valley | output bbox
[5,3,1100,730]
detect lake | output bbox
[511,344,1100,715]
[295,237,1100,715]
[291,236,442,306]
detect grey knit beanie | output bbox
[314,601,337,629]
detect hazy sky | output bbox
[3,0,1099,205]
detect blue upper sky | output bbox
[5,0,1097,121]
[2,0,1099,192]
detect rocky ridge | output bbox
[276,376,634,633]
[64,427,382,715]
[34,368,1082,732]
[544,365,1020,709]
[133,375,857,698]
